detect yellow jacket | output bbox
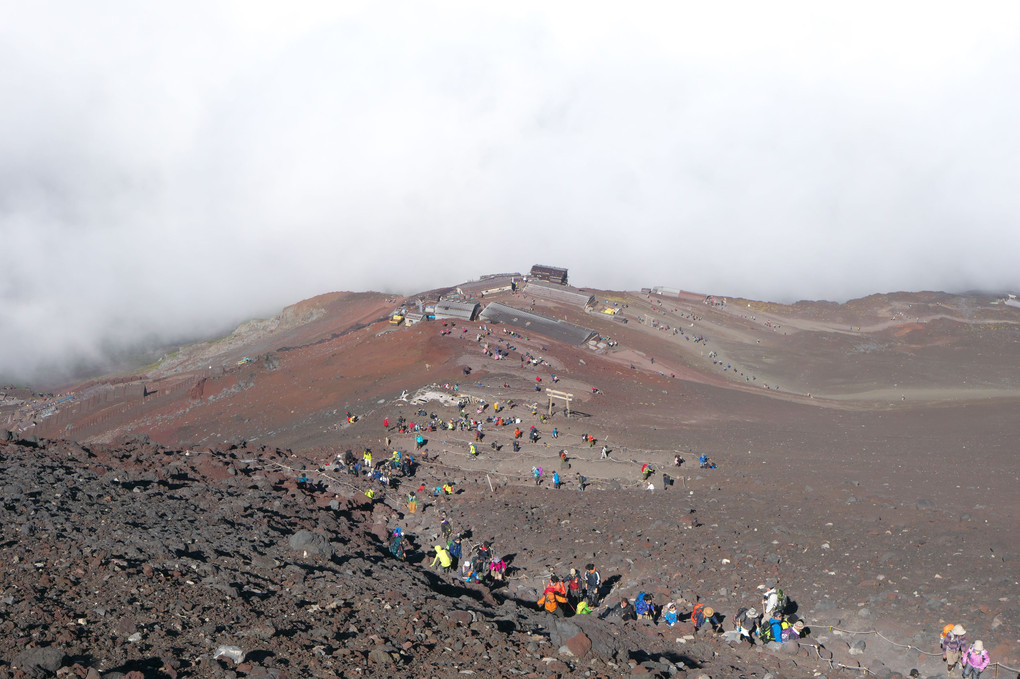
[431,546,452,568]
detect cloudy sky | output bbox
[2,1,1019,383]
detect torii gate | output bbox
[546,388,574,417]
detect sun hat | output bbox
[973,640,984,652]
[746,608,758,617]
[704,607,715,617]
[793,620,805,631]
[953,624,966,636]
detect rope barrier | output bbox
[813,624,1019,674]
[187,448,1020,675]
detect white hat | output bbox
[746,608,758,617]
[973,640,984,652]
[953,624,966,636]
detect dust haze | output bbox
[2,2,1020,384]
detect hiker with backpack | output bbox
[691,602,722,633]
[762,584,787,619]
[734,607,760,645]
[552,471,561,489]
[942,624,968,674]
[780,619,805,641]
[961,640,990,679]
[388,528,405,560]
[759,614,784,644]
[537,585,569,617]
[634,592,655,622]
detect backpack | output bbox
[575,601,594,615]
[940,623,955,642]
[759,620,775,642]
[692,603,705,621]
[773,587,788,614]
[635,593,652,615]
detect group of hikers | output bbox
[941,624,992,679]
[540,578,808,646]
[536,564,603,616]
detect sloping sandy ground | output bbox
[5,285,1018,676]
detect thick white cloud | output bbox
[2,1,1019,382]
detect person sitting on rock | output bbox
[634,592,655,621]
[663,602,679,627]
[462,556,479,583]
[598,598,635,621]
[780,619,805,642]
[734,607,760,645]
[537,586,569,617]
[760,614,784,643]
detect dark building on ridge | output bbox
[529,265,568,285]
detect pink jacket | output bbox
[963,647,990,671]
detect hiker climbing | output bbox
[537,584,569,617]
[962,640,990,679]
[691,602,722,633]
[762,583,787,619]
[734,607,760,645]
[388,528,405,560]
[942,624,967,674]
[431,544,453,572]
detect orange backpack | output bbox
[940,623,955,641]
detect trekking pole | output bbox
[487,475,494,493]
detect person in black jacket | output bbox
[583,563,601,606]
[599,598,636,621]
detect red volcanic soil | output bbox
[4,284,1020,676]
